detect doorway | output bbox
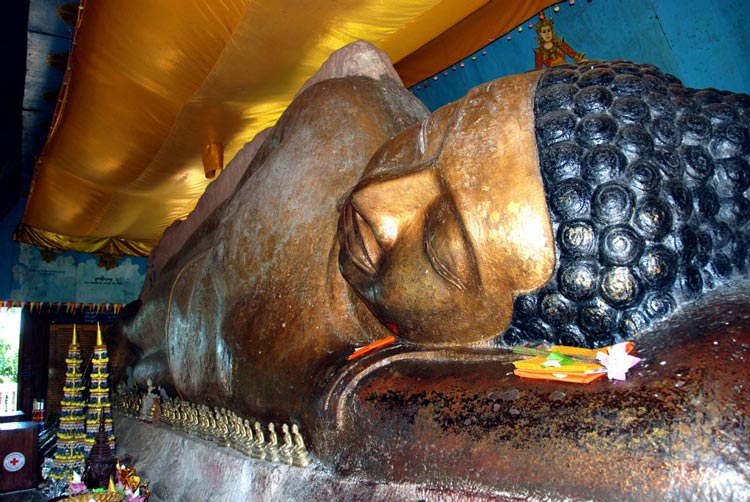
[0,307,21,412]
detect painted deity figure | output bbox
[534,16,586,69]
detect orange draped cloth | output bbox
[18,0,556,256]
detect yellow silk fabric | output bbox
[13,224,153,257]
[19,0,554,256]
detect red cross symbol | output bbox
[4,452,25,472]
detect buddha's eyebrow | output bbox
[356,157,436,189]
[415,100,461,162]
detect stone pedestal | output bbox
[114,414,514,502]
[114,282,750,501]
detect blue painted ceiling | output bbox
[3,0,76,221]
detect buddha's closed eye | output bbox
[423,196,478,292]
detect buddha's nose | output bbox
[350,168,441,250]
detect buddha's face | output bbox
[337,72,555,346]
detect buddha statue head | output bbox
[339,59,750,352]
[337,72,556,346]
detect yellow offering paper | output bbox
[513,344,634,384]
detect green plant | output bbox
[0,339,18,383]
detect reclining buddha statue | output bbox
[119,41,750,500]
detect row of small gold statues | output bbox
[114,391,312,467]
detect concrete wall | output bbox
[0,205,146,305]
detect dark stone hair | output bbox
[501,60,750,348]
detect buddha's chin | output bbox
[370,294,513,347]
